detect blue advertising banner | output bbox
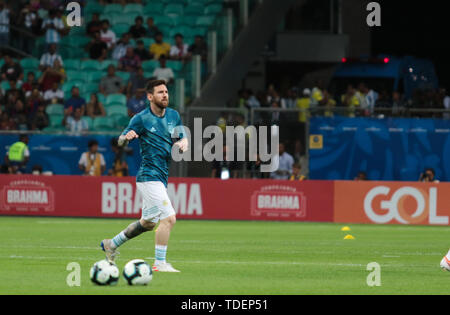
[309,116,450,182]
[0,134,141,176]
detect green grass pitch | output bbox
[0,216,448,295]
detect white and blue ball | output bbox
[90,260,120,286]
[123,259,153,285]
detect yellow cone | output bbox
[344,234,355,240]
[341,226,351,232]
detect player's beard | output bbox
[153,97,169,110]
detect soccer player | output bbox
[101,80,188,273]
[441,250,450,271]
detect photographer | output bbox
[419,168,440,183]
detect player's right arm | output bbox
[118,115,142,147]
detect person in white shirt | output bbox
[40,44,63,70]
[64,107,88,136]
[43,82,64,104]
[0,2,10,47]
[152,55,174,84]
[100,19,117,49]
[270,143,294,180]
[41,9,65,45]
[169,33,189,61]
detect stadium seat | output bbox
[164,3,184,15]
[114,115,130,129]
[196,15,216,27]
[49,114,64,127]
[106,105,128,117]
[142,60,160,73]
[123,4,143,15]
[161,0,186,3]
[114,15,136,25]
[66,71,87,83]
[100,12,120,23]
[62,35,90,48]
[93,117,115,131]
[106,94,127,106]
[84,2,104,15]
[104,4,123,15]
[167,60,183,72]
[204,3,223,14]
[69,26,87,36]
[154,16,174,27]
[86,71,105,83]
[112,23,131,37]
[192,27,208,37]
[64,59,81,71]
[116,71,131,82]
[46,104,64,116]
[100,59,119,71]
[82,83,100,95]
[143,3,165,15]
[180,15,198,27]
[20,58,39,70]
[184,4,204,15]
[80,60,102,71]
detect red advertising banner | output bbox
[0,175,334,222]
[334,181,450,226]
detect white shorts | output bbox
[136,181,175,223]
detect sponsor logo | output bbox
[101,182,203,216]
[251,185,306,218]
[364,186,449,225]
[1,180,54,212]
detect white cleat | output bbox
[101,239,119,263]
[152,262,180,273]
[440,257,450,272]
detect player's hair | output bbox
[146,80,167,94]
[88,140,99,148]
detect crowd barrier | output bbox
[0,175,448,226]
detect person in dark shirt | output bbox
[128,16,147,39]
[145,17,159,39]
[1,55,24,82]
[86,12,102,37]
[188,35,207,61]
[86,31,108,60]
[64,86,86,116]
[134,39,152,61]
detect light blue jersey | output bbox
[122,106,185,187]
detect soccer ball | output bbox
[90,260,120,286]
[123,259,153,285]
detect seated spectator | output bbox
[341,84,360,117]
[4,79,25,108]
[78,140,105,176]
[127,89,147,116]
[30,103,49,130]
[26,88,44,113]
[128,16,146,39]
[43,82,64,104]
[99,65,124,95]
[86,31,108,61]
[64,106,88,136]
[86,12,102,37]
[150,31,170,60]
[100,19,117,49]
[151,55,174,84]
[322,90,337,117]
[18,3,40,54]
[38,59,66,91]
[289,163,306,181]
[39,43,63,71]
[108,138,129,177]
[270,143,294,180]
[86,93,106,118]
[1,55,24,82]
[188,35,207,61]
[145,17,160,39]
[419,168,440,183]
[64,86,86,116]
[9,99,29,130]
[119,47,141,72]
[0,111,15,130]
[41,9,65,46]
[169,33,189,61]
[112,32,132,60]
[127,66,147,98]
[134,39,152,61]
[21,72,39,98]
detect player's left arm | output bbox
[172,114,188,153]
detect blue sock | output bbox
[155,245,167,264]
